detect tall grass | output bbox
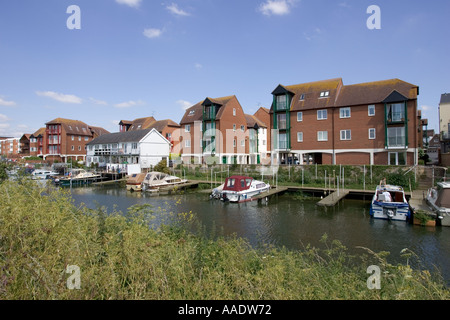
[0,179,448,300]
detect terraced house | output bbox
[270,78,421,166]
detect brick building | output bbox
[270,78,421,166]
[42,118,109,163]
[179,95,255,164]
[0,137,20,158]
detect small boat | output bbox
[370,184,411,221]
[141,171,187,192]
[426,182,450,226]
[213,175,270,203]
[31,169,59,180]
[126,172,146,192]
[57,169,102,186]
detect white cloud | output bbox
[36,91,82,104]
[116,0,142,8]
[0,114,10,122]
[177,100,192,111]
[166,3,190,16]
[259,0,296,16]
[143,28,163,39]
[0,97,16,107]
[114,100,145,108]
[90,97,108,106]
[195,63,203,69]
[420,105,432,111]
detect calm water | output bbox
[69,186,450,284]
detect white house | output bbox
[86,128,171,173]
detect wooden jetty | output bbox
[316,190,350,207]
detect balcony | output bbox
[441,132,450,141]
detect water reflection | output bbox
[69,186,450,284]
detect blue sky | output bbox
[0,0,449,137]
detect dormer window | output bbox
[189,110,195,115]
[299,94,305,101]
[319,91,330,98]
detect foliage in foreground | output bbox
[0,180,448,300]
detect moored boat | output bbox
[141,171,187,192]
[56,169,102,186]
[426,182,450,226]
[213,175,270,203]
[126,172,146,192]
[31,169,59,180]
[370,184,411,221]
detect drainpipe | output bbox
[332,108,335,165]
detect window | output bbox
[78,136,81,141]
[297,112,303,122]
[71,135,74,141]
[185,124,191,132]
[233,124,236,131]
[369,128,376,140]
[189,110,195,115]
[185,140,191,147]
[85,136,89,141]
[297,132,303,142]
[387,127,405,148]
[276,95,287,110]
[317,109,327,120]
[340,107,351,118]
[277,133,288,149]
[368,105,375,116]
[387,103,405,122]
[340,130,351,141]
[78,146,81,151]
[241,125,245,132]
[318,131,328,141]
[319,91,330,98]
[389,152,406,166]
[233,108,236,116]
[277,113,287,129]
[299,94,305,101]
[132,143,138,149]
[233,139,236,147]
[241,139,245,147]
[71,146,74,151]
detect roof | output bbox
[45,118,93,136]
[179,95,236,125]
[87,129,153,145]
[123,117,157,131]
[31,127,46,137]
[89,126,110,137]
[335,79,419,107]
[440,93,450,105]
[271,78,343,112]
[245,114,267,129]
[146,119,180,133]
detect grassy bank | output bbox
[0,179,448,300]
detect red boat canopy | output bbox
[223,176,253,192]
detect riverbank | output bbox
[0,179,448,299]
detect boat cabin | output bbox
[223,176,253,192]
[375,185,405,203]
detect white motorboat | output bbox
[31,169,59,180]
[56,169,102,186]
[370,184,411,221]
[426,181,450,227]
[213,175,270,203]
[141,171,187,191]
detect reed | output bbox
[0,179,448,300]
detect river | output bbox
[69,185,450,284]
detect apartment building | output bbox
[29,127,45,157]
[119,117,181,153]
[179,95,259,165]
[439,93,450,154]
[42,118,109,163]
[244,114,269,164]
[270,78,420,166]
[0,137,20,158]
